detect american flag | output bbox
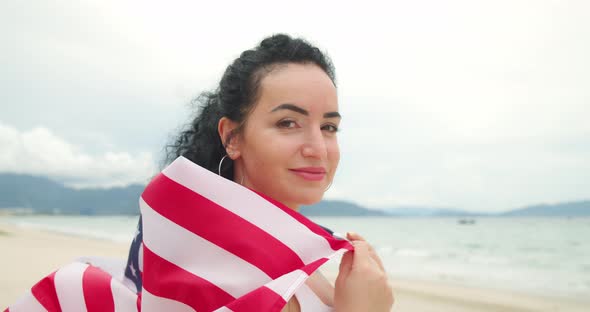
[5,156,352,312]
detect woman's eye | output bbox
[321,124,339,133]
[277,119,297,129]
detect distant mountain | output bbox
[0,173,384,216]
[0,173,143,215]
[500,200,590,217]
[1,173,588,217]
[382,201,590,217]
[300,200,387,216]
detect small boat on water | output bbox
[458,218,476,225]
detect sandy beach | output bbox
[1,221,588,312]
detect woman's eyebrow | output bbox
[270,103,308,115]
[324,112,341,119]
[270,103,341,118]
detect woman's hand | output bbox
[333,232,394,312]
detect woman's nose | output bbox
[301,128,327,159]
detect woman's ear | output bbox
[218,117,241,159]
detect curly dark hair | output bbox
[165,34,336,180]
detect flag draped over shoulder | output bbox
[5,156,353,312]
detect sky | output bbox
[1,0,589,212]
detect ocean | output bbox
[3,215,589,299]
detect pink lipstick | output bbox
[289,167,326,181]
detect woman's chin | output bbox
[266,187,326,211]
[294,191,325,207]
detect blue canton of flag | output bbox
[124,215,143,292]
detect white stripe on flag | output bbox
[296,284,333,312]
[141,198,272,297]
[75,256,126,279]
[7,290,47,312]
[138,242,144,272]
[54,262,88,312]
[264,269,308,301]
[141,289,195,312]
[163,157,335,264]
[213,307,234,312]
[111,279,138,312]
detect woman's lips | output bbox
[289,167,326,181]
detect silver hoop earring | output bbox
[218,155,229,176]
[218,155,245,185]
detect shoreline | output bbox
[1,222,588,311]
[0,222,130,308]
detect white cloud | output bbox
[0,123,157,188]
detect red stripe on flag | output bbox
[225,286,287,312]
[31,271,62,312]
[142,174,305,279]
[142,245,235,311]
[300,258,329,276]
[136,293,142,311]
[82,265,115,312]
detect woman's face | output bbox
[233,63,340,210]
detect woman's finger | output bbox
[337,249,353,280]
[346,231,365,241]
[369,248,386,272]
[347,232,386,272]
[350,240,373,270]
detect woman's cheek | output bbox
[330,139,340,164]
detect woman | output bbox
[158,33,394,311]
[3,33,392,312]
